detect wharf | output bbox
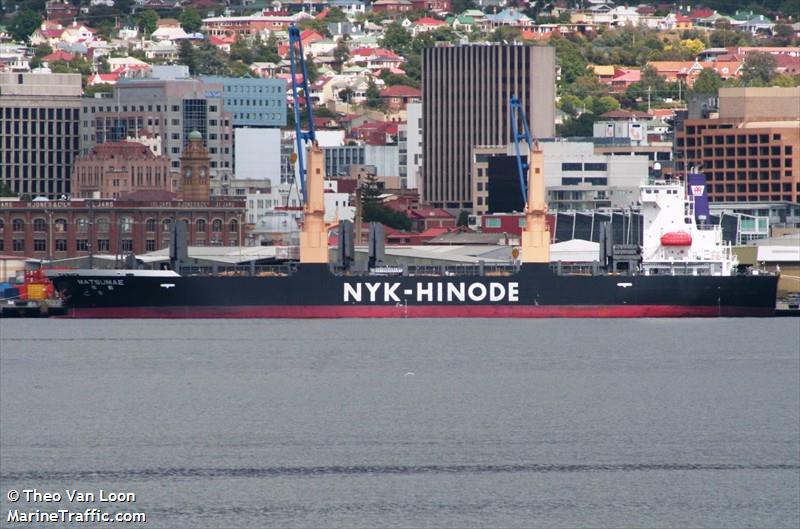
[0,299,67,318]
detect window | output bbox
[55,239,67,252]
[229,219,238,233]
[196,219,206,232]
[96,218,110,233]
[145,218,157,232]
[583,163,607,172]
[12,218,24,232]
[0,219,3,232]
[211,219,223,232]
[33,218,47,232]
[97,239,110,252]
[485,218,501,228]
[162,218,172,232]
[121,239,133,252]
[13,239,24,252]
[76,218,89,233]
[561,163,582,171]
[76,239,89,252]
[119,216,134,233]
[146,239,156,252]
[34,239,46,252]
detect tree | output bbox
[254,33,280,63]
[557,113,596,137]
[558,94,583,116]
[772,74,800,87]
[230,38,254,64]
[325,7,348,23]
[456,211,470,227]
[692,68,723,95]
[552,37,589,87]
[741,52,777,86]
[338,87,354,103]
[590,95,620,115]
[179,7,202,34]
[305,53,319,83]
[451,0,476,12]
[365,78,382,108]
[489,26,521,43]
[136,10,158,36]
[0,182,16,197]
[8,9,41,42]
[333,38,349,73]
[380,22,412,55]
[709,22,752,48]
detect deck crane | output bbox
[288,25,328,265]
[510,95,550,264]
[288,25,316,203]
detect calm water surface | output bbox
[1,319,798,528]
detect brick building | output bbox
[0,198,245,259]
[71,142,176,199]
[675,88,800,203]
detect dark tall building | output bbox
[422,43,555,209]
[0,73,82,198]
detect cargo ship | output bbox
[48,143,779,318]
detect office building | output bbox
[0,72,82,198]
[471,141,647,214]
[674,87,800,203]
[200,76,287,128]
[422,43,555,209]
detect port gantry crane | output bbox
[510,95,550,264]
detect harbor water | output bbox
[1,319,798,528]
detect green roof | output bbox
[188,130,202,141]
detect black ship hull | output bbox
[50,264,778,318]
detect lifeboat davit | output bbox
[661,231,692,246]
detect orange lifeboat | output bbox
[661,231,692,246]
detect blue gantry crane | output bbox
[288,25,316,203]
[509,95,533,208]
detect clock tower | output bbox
[179,130,211,201]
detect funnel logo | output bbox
[690,185,705,196]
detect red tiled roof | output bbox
[408,207,454,219]
[379,84,421,98]
[687,8,715,20]
[414,17,446,26]
[42,50,74,62]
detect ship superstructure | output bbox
[640,180,737,277]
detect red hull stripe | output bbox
[64,305,775,318]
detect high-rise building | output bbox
[0,72,82,198]
[422,43,555,209]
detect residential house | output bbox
[411,17,447,37]
[379,85,421,111]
